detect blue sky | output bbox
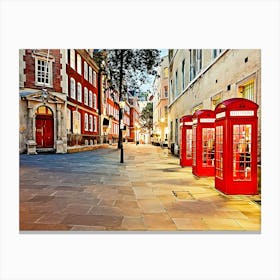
[160,49,168,57]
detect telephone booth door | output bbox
[214,98,259,195]
[180,115,193,167]
[192,110,215,177]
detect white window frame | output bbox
[70,78,76,99]
[35,58,53,87]
[70,49,75,70]
[84,61,88,80]
[73,110,81,134]
[196,49,202,72]
[66,108,71,132]
[93,71,97,87]
[89,90,93,107]
[77,54,82,75]
[175,71,178,97]
[84,87,88,105]
[77,82,82,102]
[93,93,97,109]
[181,59,185,90]
[89,115,93,132]
[84,113,88,131]
[89,66,93,84]
[94,116,97,132]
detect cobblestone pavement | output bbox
[20,143,261,231]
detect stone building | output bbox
[19,49,68,154]
[152,55,169,145]
[168,49,261,164]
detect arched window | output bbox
[73,110,81,134]
[94,116,97,132]
[89,67,92,84]
[77,82,82,102]
[36,106,53,115]
[70,49,75,70]
[93,71,97,87]
[89,115,93,132]
[66,108,71,132]
[84,87,88,105]
[84,61,88,80]
[84,113,88,131]
[70,78,76,99]
[93,93,97,109]
[77,54,82,74]
[89,91,93,107]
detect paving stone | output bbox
[35,213,67,224]
[20,223,72,231]
[61,214,123,228]
[143,213,177,230]
[121,216,146,230]
[20,213,44,224]
[27,195,55,203]
[172,218,209,230]
[20,144,261,231]
[88,206,122,217]
[114,200,139,209]
[138,199,166,213]
[98,200,116,207]
[203,218,245,231]
[70,225,106,231]
[234,218,261,231]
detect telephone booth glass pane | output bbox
[233,124,252,181]
[202,128,215,167]
[186,129,192,159]
[215,125,223,179]
[192,126,196,166]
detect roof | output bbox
[193,109,215,118]
[215,98,259,111]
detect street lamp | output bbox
[119,100,125,163]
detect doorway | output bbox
[35,106,54,148]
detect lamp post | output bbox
[119,100,125,163]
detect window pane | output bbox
[215,125,223,179]
[233,124,252,181]
[202,128,215,167]
[186,129,192,158]
[192,126,196,166]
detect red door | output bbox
[36,116,54,148]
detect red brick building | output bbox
[19,49,101,154]
[128,94,140,142]
[66,49,100,146]
[104,88,120,144]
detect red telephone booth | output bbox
[180,115,193,167]
[192,110,215,177]
[214,98,259,194]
